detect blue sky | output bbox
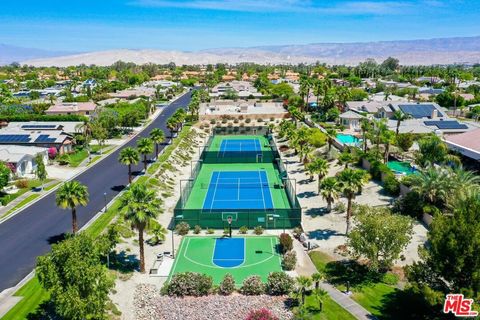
[0,0,479,52]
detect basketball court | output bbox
[168,236,282,284]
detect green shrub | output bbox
[241,275,265,295]
[210,119,216,124]
[206,228,215,234]
[219,273,236,295]
[257,118,264,122]
[245,118,252,123]
[382,272,400,285]
[239,226,248,234]
[175,222,190,235]
[246,309,278,320]
[223,227,230,235]
[266,272,294,295]
[383,174,400,196]
[193,225,202,234]
[253,226,264,235]
[164,272,213,297]
[292,227,303,239]
[282,251,297,271]
[279,233,293,253]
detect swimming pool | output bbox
[336,134,361,145]
[387,161,415,175]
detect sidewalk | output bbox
[0,180,59,219]
[294,240,374,320]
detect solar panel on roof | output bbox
[21,125,57,129]
[399,104,440,119]
[424,120,468,130]
[35,135,57,143]
[0,134,31,143]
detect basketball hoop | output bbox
[227,216,232,225]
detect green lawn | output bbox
[169,236,282,284]
[296,294,357,320]
[67,149,89,167]
[0,179,53,207]
[308,250,400,319]
[351,283,398,317]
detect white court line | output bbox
[258,170,267,210]
[210,171,221,210]
[262,170,274,209]
[237,178,240,200]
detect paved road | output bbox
[0,91,193,292]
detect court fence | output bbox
[174,127,301,229]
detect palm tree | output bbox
[382,130,396,164]
[166,118,176,137]
[410,166,451,207]
[359,118,371,153]
[320,177,339,212]
[298,143,314,166]
[326,128,337,152]
[121,183,161,273]
[312,288,328,312]
[296,276,312,305]
[393,110,411,136]
[55,180,89,234]
[137,138,154,172]
[337,169,370,234]
[119,147,140,184]
[306,158,329,191]
[311,272,325,290]
[338,151,356,169]
[149,128,165,158]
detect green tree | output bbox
[137,137,153,172]
[320,177,339,212]
[34,154,47,190]
[348,205,413,271]
[306,158,329,191]
[0,162,11,190]
[415,135,449,168]
[312,288,329,312]
[118,147,140,184]
[393,110,412,136]
[296,276,312,305]
[36,234,114,320]
[337,169,370,234]
[55,180,89,234]
[149,128,165,157]
[338,150,356,169]
[325,128,337,152]
[121,183,161,272]
[396,133,415,152]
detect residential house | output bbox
[339,110,365,131]
[0,131,73,154]
[210,81,262,99]
[45,102,97,117]
[0,145,48,177]
[444,129,480,161]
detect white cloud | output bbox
[129,0,418,15]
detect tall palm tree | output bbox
[393,110,411,136]
[137,138,154,172]
[320,177,339,212]
[359,118,371,153]
[311,271,325,290]
[149,128,165,158]
[337,169,370,234]
[312,288,328,312]
[338,151,356,169]
[382,130,396,163]
[55,180,89,234]
[306,158,329,191]
[121,183,160,273]
[296,276,312,305]
[118,147,140,184]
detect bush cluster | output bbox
[219,273,236,295]
[241,275,265,295]
[266,272,294,295]
[282,251,297,271]
[279,233,293,253]
[163,272,213,297]
[175,222,190,235]
[245,308,279,320]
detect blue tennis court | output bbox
[219,139,261,157]
[212,238,245,267]
[203,171,274,210]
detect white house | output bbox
[0,145,48,177]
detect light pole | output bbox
[103,192,107,212]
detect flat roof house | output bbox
[45,102,97,117]
[444,129,480,161]
[0,145,48,177]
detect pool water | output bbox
[387,161,415,175]
[336,134,361,145]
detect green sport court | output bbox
[175,133,300,229]
[169,236,282,284]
